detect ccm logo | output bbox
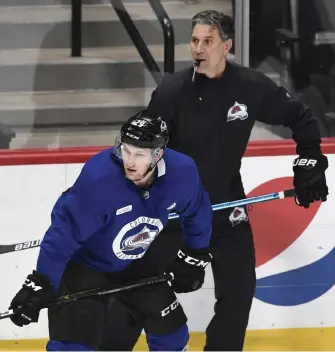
[293,158,317,167]
[161,299,180,317]
[177,250,210,268]
[24,279,42,292]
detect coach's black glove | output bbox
[293,154,328,208]
[9,270,56,327]
[169,246,212,293]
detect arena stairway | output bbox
[0,0,282,149]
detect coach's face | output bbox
[190,24,232,78]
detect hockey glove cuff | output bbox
[169,246,212,294]
[293,154,328,208]
[9,270,56,327]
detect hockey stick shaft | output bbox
[0,189,296,255]
[0,239,41,255]
[0,190,296,318]
[168,188,296,220]
[0,272,174,320]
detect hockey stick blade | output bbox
[168,188,296,220]
[0,272,174,320]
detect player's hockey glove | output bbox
[9,270,56,327]
[169,246,212,293]
[293,154,328,208]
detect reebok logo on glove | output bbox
[293,158,317,167]
[177,249,212,268]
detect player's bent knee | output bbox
[46,340,94,351]
[143,287,188,335]
[146,323,189,351]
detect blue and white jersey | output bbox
[36,147,213,291]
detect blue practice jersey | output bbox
[36,147,213,291]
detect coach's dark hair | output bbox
[191,10,235,42]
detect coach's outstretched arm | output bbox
[169,159,213,294]
[257,75,329,209]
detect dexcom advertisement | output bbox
[0,153,334,341]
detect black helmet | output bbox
[120,110,169,149]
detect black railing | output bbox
[71,0,82,57]
[147,0,175,74]
[70,0,175,83]
[110,0,162,84]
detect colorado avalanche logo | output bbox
[229,206,248,227]
[227,101,248,121]
[121,225,158,251]
[113,216,163,260]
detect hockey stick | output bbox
[0,272,174,320]
[0,239,41,255]
[168,188,296,220]
[0,189,296,255]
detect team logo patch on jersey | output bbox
[227,101,248,121]
[229,207,248,227]
[121,225,157,251]
[112,216,163,260]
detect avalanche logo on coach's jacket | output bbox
[227,101,248,121]
[229,206,248,227]
[112,216,163,260]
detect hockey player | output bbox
[8,110,213,351]
[99,10,329,352]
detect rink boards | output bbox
[0,139,334,351]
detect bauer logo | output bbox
[15,239,41,251]
[112,216,163,260]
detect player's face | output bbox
[190,24,231,77]
[121,143,153,180]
